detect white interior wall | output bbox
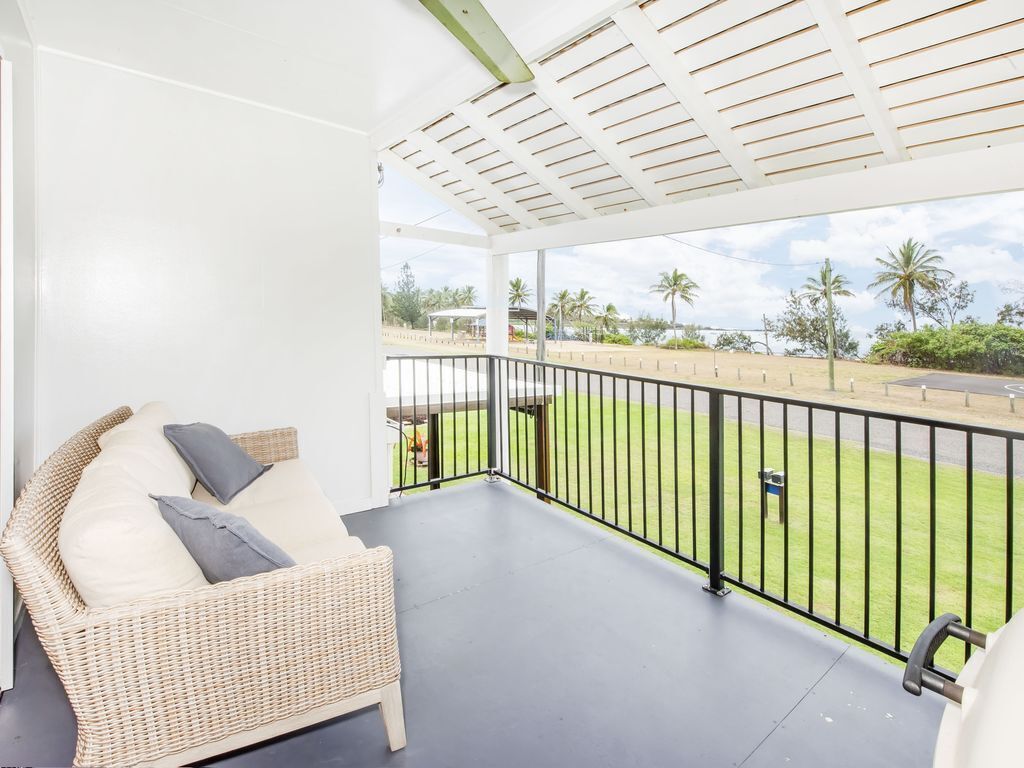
[34,51,385,513]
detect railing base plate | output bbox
[702,584,731,597]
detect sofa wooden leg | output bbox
[379,680,407,751]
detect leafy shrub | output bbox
[867,323,1024,375]
[603,332,632,345]
[661,337,706,350]
[713,331,754,352]
[627,313,670,345]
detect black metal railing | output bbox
[388,353,1023,674]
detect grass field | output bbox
[392,391,1024,673]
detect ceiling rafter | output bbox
[530,68,671,206]
[403,132,544,229]
[453,102,599,219]
[612,5,770,189]
[380,148,501,235]
[804,0,911,163]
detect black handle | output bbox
[903,613,987,704]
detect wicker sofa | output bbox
[0,407,405,767]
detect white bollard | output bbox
[609,356,613,366]
[921,385,927,401]
[639,358,644,370]
[1012,394,1017,413]
[762,370,767,383]
[884,382,889,396]
[674,362,679,374]
[693,363,697,375]
[657,359,661,371]
[714,366,719,378]
[737,368,741,380]
[964,391,970,407]
[849,378,854,392]
[789,372,794,386]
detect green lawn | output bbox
[393,392,1023,672]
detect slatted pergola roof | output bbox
[379,0,1024,251]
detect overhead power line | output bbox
[662,233,824,267]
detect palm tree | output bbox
[571,289,598,341]
[508,278,532,339]
[869,238,950,331]
[593,303,619,342]
[457,285,478,306]
[800,258,853,391]
[549,289,574,341]
[650,269,700,339]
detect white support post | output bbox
[805,0,909,164]
[613,5,768,189]
[0,59,14,692]
[536,249,546,361]
[486,251,509,357]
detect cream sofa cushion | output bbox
[99,401,196,493]
[59,462,208,608]
[193,459,362,564]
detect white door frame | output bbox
[0,57,16,692]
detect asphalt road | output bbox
[892,372,1024,397]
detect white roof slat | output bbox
[489,94,549,130]
[747,115,872,158]
[908,124,1024,157]
[899,101,1024,146]
[421,114,463,143]
[534,136,593,166]
[859,0,1024,64]
[548,149,606,178]
[632,135,718,167]
[756,134,882,173]
[595,196,649,214]
[657,0,791,53]
[659,164,740,195]
[541,23,630,82]
[706,50,840,110]
[643,149,729,181]
[537,211,580,225]
[891,78,1024,128]
[525,197,572,216]
[731,95,863,143]
[641,0,718,30]
[582,186,645,208]
[558,45,649,98]
[473,84,530,117]
[674,1,818,73]
[599,97,688,142]
[506,111,566,145]
[721,75,852,128]
[882,50,1024,107]
[667,178,747,200]
[620,119,704,155]
[848,0,990,41]
[573,66,665,115]
[456,137,501,165]
[590,85,678,131]
[488,171,531,193]
[871,22,1024,86]
[506,182,549,204]
[692,27,829,92]
[563,162,620,188]
[573,175,635,198]
[766,151,885,182]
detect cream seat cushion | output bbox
[192,459,363,564]
[59,402,210,608]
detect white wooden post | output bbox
[536,249,546,361]
[486,251,510,471]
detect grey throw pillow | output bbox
[163,422,271,504]
[152,495,295,583]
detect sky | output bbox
[379,168,1024,350]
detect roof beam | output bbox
[530,67,671,206]
[380,148,501,235]
[404,131,544,228]
[452,102,599,219]
[489,141,1024,253]
[380,220,490,249]
[612,5,769,189]
[805,0,910,164]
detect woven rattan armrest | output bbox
[229,426,299,464]
[59,546,399,767]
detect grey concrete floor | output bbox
[0,481,943,767]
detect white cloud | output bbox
[943,244,1024,285]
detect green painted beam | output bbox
[420,0,534,84]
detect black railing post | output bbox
[486,355,499,479]
[704,391,730,596]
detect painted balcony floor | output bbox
[0,481,943,767]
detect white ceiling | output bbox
[18,0,622,132]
